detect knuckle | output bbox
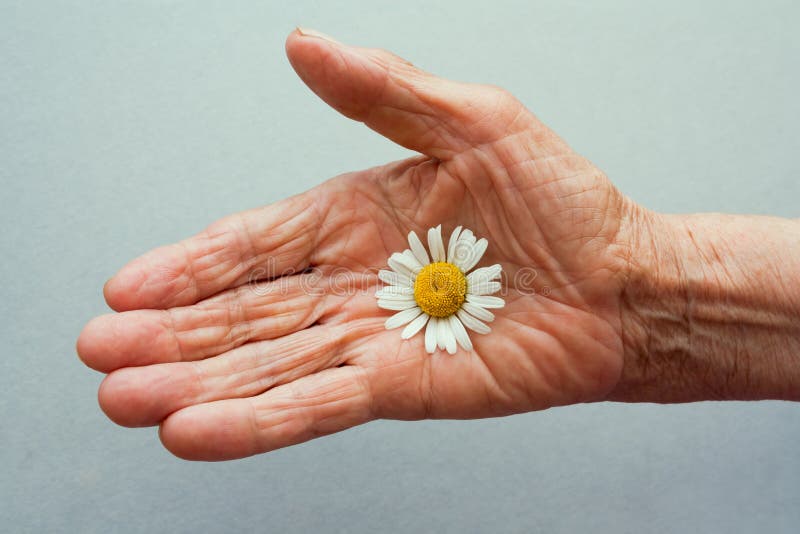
[479,84,522,112]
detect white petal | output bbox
[375,285,414,298]
[376,291,416,302]
[379,269,411,287]
[437,316,456,354]
[388,252,416,278]
[424,317,438,353]
[462,301,495,322]
[459,238,488,272]
[446,226,463,263]
[403,249,423,273]
[407,231,430,266]
[377,298,417,311]
[449,239,473,269]
[466,294,505,309]
[468,280,502,295]
[456,309,491,334]
[428,225,445,262]
[385,306,422,329]
[459,229,476,245]
[436,315,447,350]
[401,312,429,339]
[466,264,502,286]
[449,314,472,351]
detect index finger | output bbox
[104,190,324,311]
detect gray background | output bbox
[1,0,798,532]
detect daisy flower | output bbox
[376,225,504,354]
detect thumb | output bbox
[285,28,556,160]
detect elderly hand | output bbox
[77,29,800,461]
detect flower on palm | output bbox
[376,225,505,354]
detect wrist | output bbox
[611,209,800,402]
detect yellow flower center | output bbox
[413,262,467,317]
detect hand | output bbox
[77,29,639,461]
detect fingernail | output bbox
[296,26,341,44]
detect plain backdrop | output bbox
[1,1,798,533]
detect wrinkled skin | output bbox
[77,30,639,460]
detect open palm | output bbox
[78,30,636,460]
